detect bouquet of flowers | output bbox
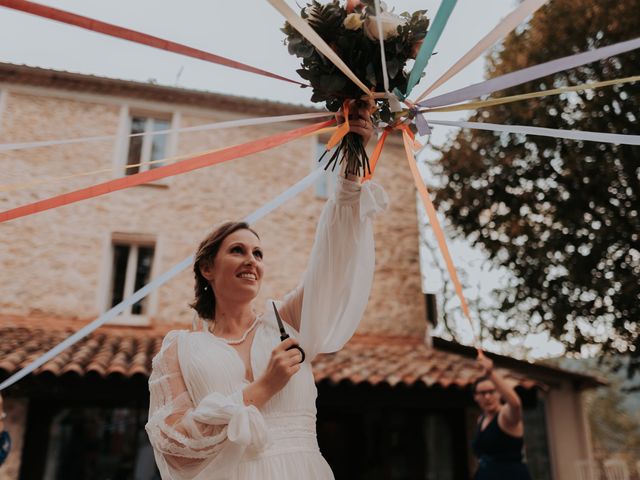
[283,0,429,176]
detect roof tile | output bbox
[0,323,595,390]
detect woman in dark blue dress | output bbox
[0,394,11,467]
[471,354,532,480]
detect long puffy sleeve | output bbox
[279,177,388,361]
[146,331,270,479]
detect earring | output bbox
[204,285,209,291]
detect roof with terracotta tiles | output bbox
[0,62,318,117]
[312,334,603,390]
[0,319,602,390]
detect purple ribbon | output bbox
[415,112,432,136]
[419,37,640,108]
[427,119,640,145]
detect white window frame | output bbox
[113,105,180,182]
[103,233,158,326]
[126,115,170,174]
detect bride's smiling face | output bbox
[202,229,264,303]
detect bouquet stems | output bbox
[319,121,371,178]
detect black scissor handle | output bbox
[281,334,306,364]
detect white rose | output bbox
[364,11,405,40]
[343,13,363,31]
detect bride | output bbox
[146,105,387,479]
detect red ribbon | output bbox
[0,0,306,87]
[0,119,335,224]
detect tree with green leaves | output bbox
[434,0,639,370]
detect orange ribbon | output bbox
[364,121,481,351]
[363,128,390,182]
[0,0,306,87]
[0,119,335,224]
[401,129,480,351]
[363,122,420,180]
[396,124,423,151]
[363,120,480,351]
[326,101,351,150]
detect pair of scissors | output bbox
[271,301,305,363]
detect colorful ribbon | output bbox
[414,0,549,102]
[428,119,640,145]
[3,0,637,366]
[0,150,205,193]
[0,112,332,153]
[402,129,478,349]
[420,36,640,108]
[0,119,335,224]
[422,75,640,113]
[326,101,351,150]
[0,167,325,392]
[363,129,390,182]
[267,0,372,96]
[0,121,336,193]
[405,0,458,97]
[0,0,305,87]
[373,0,390,94]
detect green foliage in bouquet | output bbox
[283,1,429,124]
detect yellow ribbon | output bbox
[422,75,640,113]
[0,151,210,193]
[0,126,335,193]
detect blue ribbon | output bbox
[405,0,458,98]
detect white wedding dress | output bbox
[146,177,388,479]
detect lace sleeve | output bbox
[145,331,269,479]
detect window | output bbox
[314,138,339,199]
[125,115,171,175]
[108,236,155,320]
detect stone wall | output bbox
[0,84,425,336]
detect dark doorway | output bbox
[316,382,471,480]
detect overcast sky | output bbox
[0,0,566,357]
[0,0,519,145]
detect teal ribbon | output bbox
[405,0,458,98]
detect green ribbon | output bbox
[405,0,458,98]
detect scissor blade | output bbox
[271,301,287,335]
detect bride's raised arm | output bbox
[277,128,388,361]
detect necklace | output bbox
[210,314,262,345]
